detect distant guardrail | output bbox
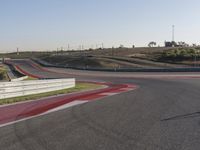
[0,78,75,100]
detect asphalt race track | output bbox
[1,60,200,150]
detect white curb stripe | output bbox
[0,100,88,128]
[99,92,118,96]
[46,100,88,114]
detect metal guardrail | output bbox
[0,78,75,99]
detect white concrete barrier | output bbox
[0,78,75,99]
[10,76,28,82]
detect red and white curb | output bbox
[0,61,139,127]
[0,83,138,128]
[45,100,88,114]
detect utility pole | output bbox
[82,45,84,51]
[17,48,19,56]
[67,44,70,51]
[172,25,175,42]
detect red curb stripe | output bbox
[15,65,42,79]
[0,84,137,125]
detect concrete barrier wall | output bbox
[0,78,75,99]
[10,76,28,82]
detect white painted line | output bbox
[0,116,36,128]
[46,100,88,114]
[121,88,134,91]
[99,92,117,96]
[0,100,88,128]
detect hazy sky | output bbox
[0,0,200,52]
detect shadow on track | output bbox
[161,111,200,121]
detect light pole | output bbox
[17,48,19,56]
[172,25,175,42]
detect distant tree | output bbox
[192,44,197,47]
[148,42,157,47]
[88,48,93,51]
[132,45,135,48]
[177,41,189,47]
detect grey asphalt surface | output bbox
[1,60,200,150]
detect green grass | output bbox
[160,48,200,60]
[24,76,37,80]
[0,67,8,81]
[0,82,103,105]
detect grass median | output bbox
[24,76,37,80]
[0,67,8,81]
[0,82,104,105]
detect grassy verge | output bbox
[24,76,37,80]
[0,67,8,81]
[0,82,104,105]
[157,48,200,64]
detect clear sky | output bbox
[0,0,200,52]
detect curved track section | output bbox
[1,59,200,150]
